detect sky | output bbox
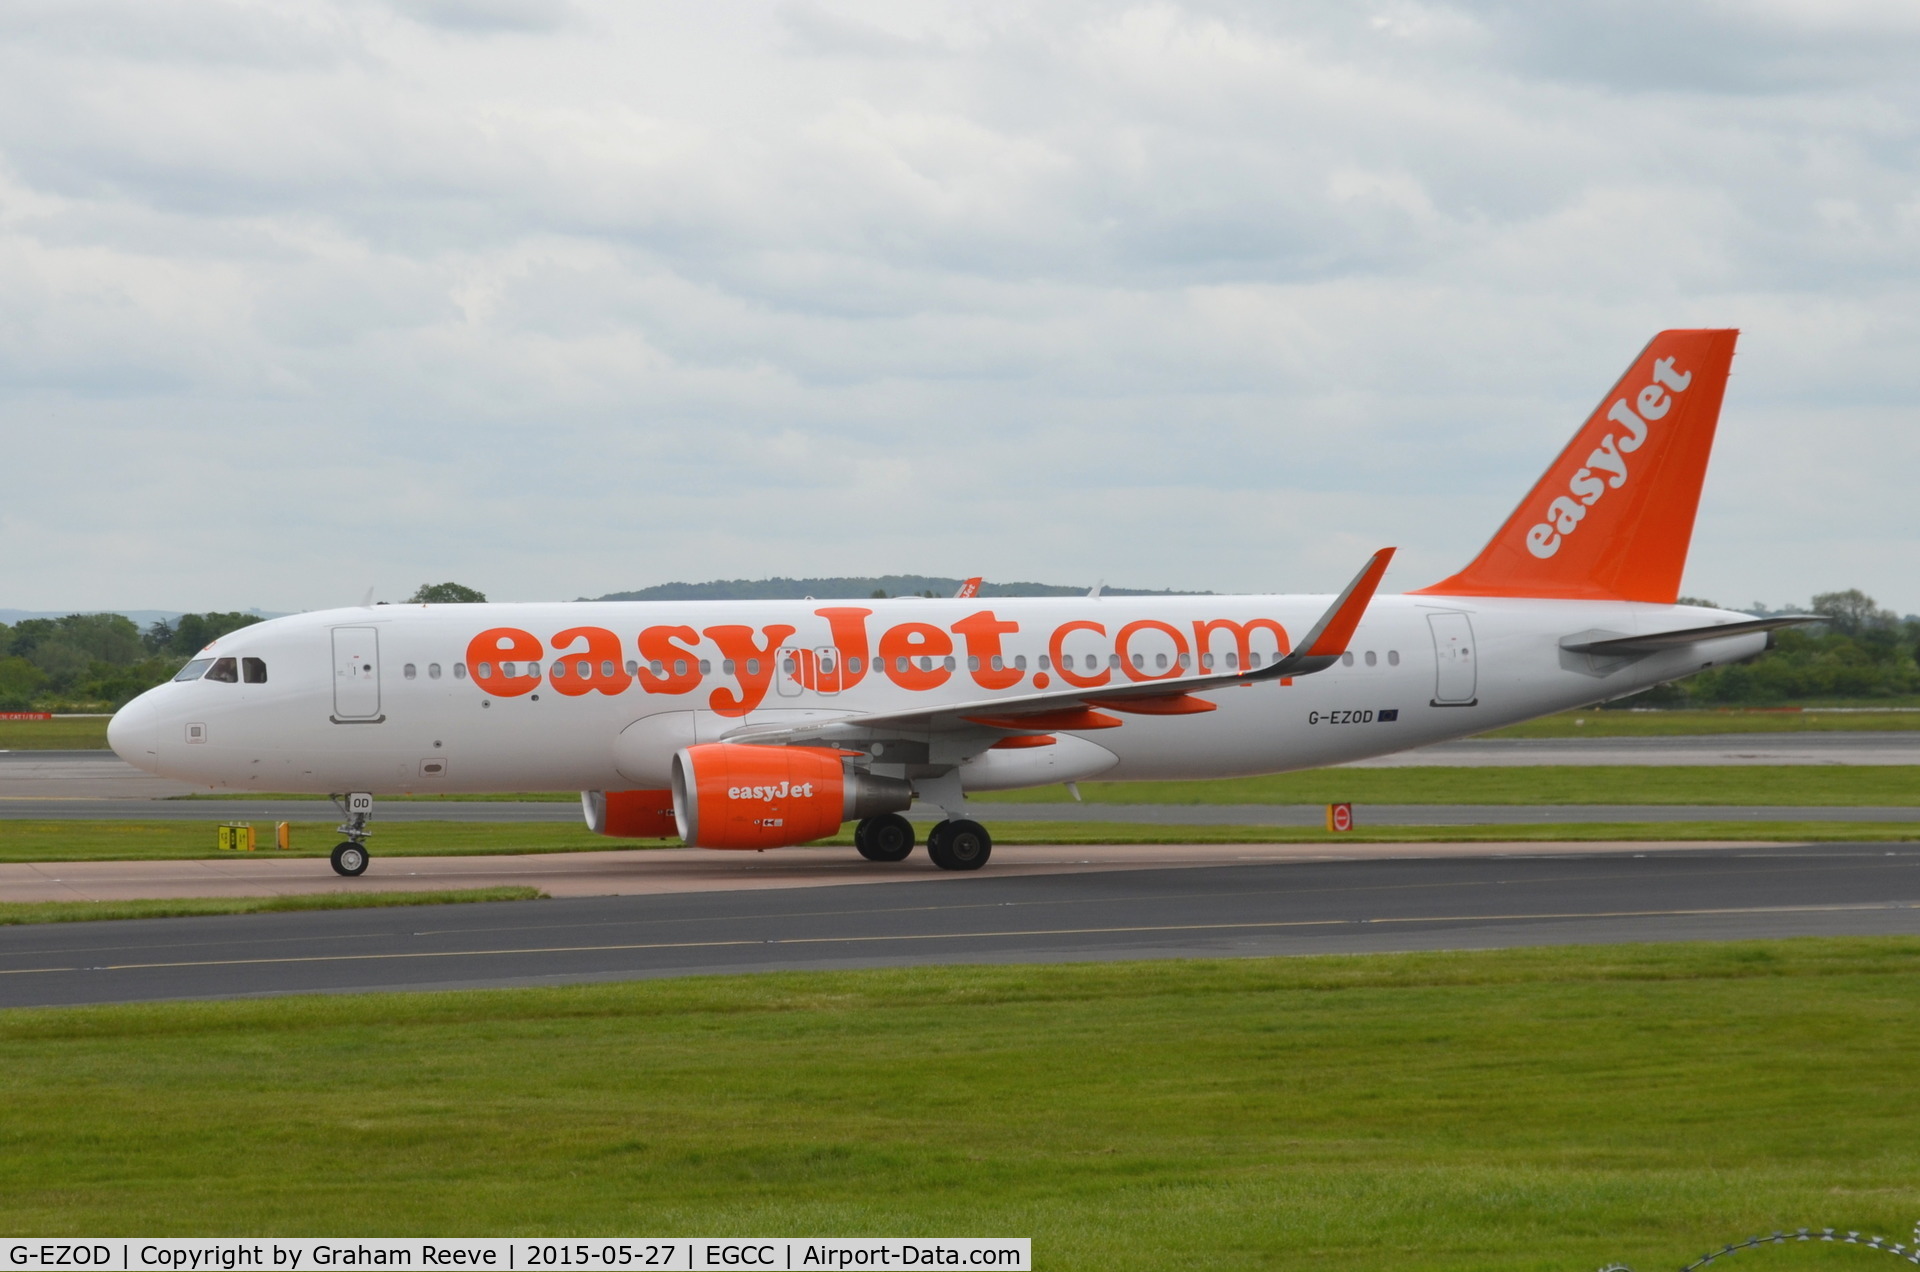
[2,0,1917,614]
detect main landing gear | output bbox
[926,819,992,871]
[855,813,915,862]
[329,791,373,877]
[852,814,993,870]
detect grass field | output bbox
[4,817,1920,863]
[2,940,1918,1268]
[0,887,543,926]
[0,717,113,749]
[969,764,1920,805]
[1481,707,1920,736]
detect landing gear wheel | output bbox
[330,842,369,877]
[926,819,991,871]
[856,813,916,862]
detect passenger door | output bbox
[1426,612,1477,706]
[332,627,383,720]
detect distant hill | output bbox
[586,576,1209,602]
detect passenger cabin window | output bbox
[1388,650,1400,666]
[404,663,418,680]
[429,663,442,679]
[205,657,239,683]
[1365,651,1377,666]
[173,658,213,682]
[1341,652,1355,666]
[242,657,267,684]
[453,662,467,680]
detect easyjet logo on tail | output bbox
[1527,357,1692,559]
[1414,328,1738,605]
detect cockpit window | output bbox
[173,659,213,682]
[205,657,239,683]
[242,657,267,684]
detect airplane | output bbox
[108,328,1814,877]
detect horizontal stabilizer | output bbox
[1560,615,1819,656]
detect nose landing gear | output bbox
[329,791,374,877]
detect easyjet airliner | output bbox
[109,330,1807,876]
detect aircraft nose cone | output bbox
[108,694,161,773]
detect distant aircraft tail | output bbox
[1414,328,1739,604]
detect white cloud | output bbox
[0,0,1916,613]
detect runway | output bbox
[4,842,1919,1008]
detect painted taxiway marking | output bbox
[0,900,1912,977]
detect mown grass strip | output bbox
[0,886,544,926]
[0,718,113,750]
[0,820,614,863]
[1480,706,1920,736]
[1,818,1917,864]
[969,764,1920,805]
[2,940,1919,1267]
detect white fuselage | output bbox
[108,594,1763,797]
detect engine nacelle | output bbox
[580,789,679,838]
[670,744,912,850]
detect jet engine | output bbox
[580,789,680,838]
[671,744,912,850]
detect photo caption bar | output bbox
[2,1241,1030,1272]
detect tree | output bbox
[165,613,263,657]
[0,655,45,710]
[142,620,175,654]
[1811,589,1896,637]
[408,582,487,604]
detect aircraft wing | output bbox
[720,549,1395,749]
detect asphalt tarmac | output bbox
[5,843,1918,1008]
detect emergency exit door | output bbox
[332,627,383,720]
[1427,612,1478,706]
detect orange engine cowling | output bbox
[581,789,680,838]
[671,744,911,850]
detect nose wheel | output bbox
[328,791,374,877]
[926,819,992,871]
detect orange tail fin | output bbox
[1414,328,1739,604]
